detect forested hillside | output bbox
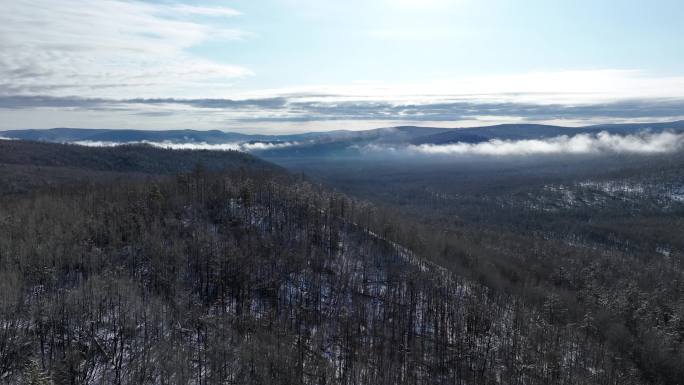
[286,152,684,385]
[0,142,647,385]
[0,140,275,196]
[4,0,684,382]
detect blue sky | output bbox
[1,0,684,133]
[208,0,684,86]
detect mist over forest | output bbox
[1,121,684,385]
[3,0,684,384]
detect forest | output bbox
[0,140,682,384]
[4,0,684,382]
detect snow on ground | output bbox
[524,179,684,211]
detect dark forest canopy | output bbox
[0,140,277,174]
[0,140,279,196]
[0,140,683,384]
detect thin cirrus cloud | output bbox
[0,0,252,99]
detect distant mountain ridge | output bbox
[0,128,262,143]
[410,121,684,145]
[0,125,456,143]
[2,121,683,156]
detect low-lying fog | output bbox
[363,131,684,157]
[71,130,684,160]
[72,140,300,152]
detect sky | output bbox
[2,0,684,133]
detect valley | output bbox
[2,122,684,384]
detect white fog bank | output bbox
[409,131,684,156]
[71,140,298,152]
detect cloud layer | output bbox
[2,95,684,125]
[67,131,684,158]
[1,0,250,99]
[2,1,684,132]
[408,131,684,156]
[72,140,298,152]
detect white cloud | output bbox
[249,70,684,105]
[71,140,298,152]
[241,141,299,151]
[408,131,684,156]
[0,0,251,99]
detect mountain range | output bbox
[3,121,683,148]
